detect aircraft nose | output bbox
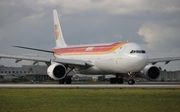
[133,54,148,69]
[125,54,148,72]
[136,54,147,63]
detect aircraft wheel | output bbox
[128,79,135,85]
[66,77,72,84]
[117,78,124,84]
[59,79,65,84]
[110,78,116,84]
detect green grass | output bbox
[0,88,180,112]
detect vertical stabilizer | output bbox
[53,10,67,47]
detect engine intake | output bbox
[47,63,66,80]
[141,65,160,81]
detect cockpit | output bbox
[130,50,146,54]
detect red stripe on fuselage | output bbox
[53,42,128,55]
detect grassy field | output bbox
[0,88,179,112]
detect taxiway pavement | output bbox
[0,84,179,88]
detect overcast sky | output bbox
[0,0,180,70]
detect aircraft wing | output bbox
[148,57,180,65]
[0,54,89,66]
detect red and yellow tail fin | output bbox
[53,10,67,48]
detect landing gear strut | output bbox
[59,67,74,84]
[127,72,135,85]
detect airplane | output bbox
[1,9,180,85]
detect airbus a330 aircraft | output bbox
[1,10,180,85]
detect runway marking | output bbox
[0,84,179,88]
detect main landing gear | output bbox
[110,74,124,84]
[59,67,74,84]
[59,76,72,84]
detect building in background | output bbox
[158,71,180,82]
[0,65,50,81]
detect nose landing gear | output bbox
[127,72,135,85]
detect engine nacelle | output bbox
[47,63,66,80]
[141,65,160,81]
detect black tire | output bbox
[66,77,72,84]
[128,79,135,85]
[117,78,124,84]
[59,79,65,84]
[110,78,113,84]
[110,78,116,84]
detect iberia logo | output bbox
[55,24,59,40]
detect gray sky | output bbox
[0,0,180,70]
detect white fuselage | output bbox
[54,42,148,74]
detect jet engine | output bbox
[141,65,160,81]
[47,63,66,80]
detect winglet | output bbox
[53,9,67,47]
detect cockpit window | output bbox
[130,50,135,53]
[130,50,146,54]
[142,50,146,53]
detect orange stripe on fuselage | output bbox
[53,42,128,56]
